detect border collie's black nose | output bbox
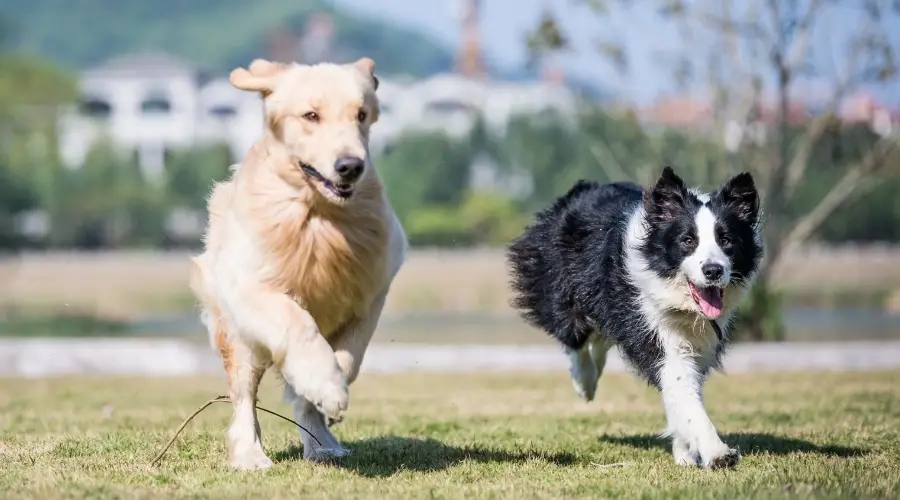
[335,156,364,182]
[702,263,724,281]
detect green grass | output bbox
[1,371,899,499]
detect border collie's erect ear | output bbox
[644,166,689,221]
[719,172,759,224]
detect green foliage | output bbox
[42,141,166,248]
[731,280,786,342]
[0,0,452,76]
[165,144,234,209]
[378,131,474,226]
[402,191,530,248]
[404,207,474,248]
[0,52,76,249]
[0,159,36,249]
[0,308,127,337]
[786,123,900,243]
[503,111,598,211]
[457,192,530,246]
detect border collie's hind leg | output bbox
[568,334,613,402]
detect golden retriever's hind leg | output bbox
[217,328,272,470]
[283,385,350,461]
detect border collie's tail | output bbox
[506,180,600,351]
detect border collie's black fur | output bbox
[507,167,762,469]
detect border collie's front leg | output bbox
[658,345,739,469]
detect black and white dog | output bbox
[507,167,762,469]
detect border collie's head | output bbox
[639,167,762,320]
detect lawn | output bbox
[1,371,898,499]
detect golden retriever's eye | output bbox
[302,111,319,123]
[357,110,368,123]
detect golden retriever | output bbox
[188,57,407,470]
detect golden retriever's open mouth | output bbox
[300,163,354,199]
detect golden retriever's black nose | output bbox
[335,156,364,182]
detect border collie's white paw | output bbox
[701,447,740,469]
[569,348,599,402]
[304,445,351,462]
[229,449,274,470]
[672,437,700,466]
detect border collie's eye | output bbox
[303,111,319,122]
[681,235,694,246]
[720,236,733,247]
[357,110,368,123]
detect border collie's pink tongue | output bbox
[691,284,724,319]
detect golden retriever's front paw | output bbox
[229,448,274,471]
[310,377,349,424]
[304,445,351,462]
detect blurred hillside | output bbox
[0,0,453,76]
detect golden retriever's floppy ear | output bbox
[353,57,379,91]
[229,59,287,95]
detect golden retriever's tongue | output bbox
[695,286,724,319]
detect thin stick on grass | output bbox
[150,395,321,467]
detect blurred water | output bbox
[126,308,900,344]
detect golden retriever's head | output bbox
[230,57,380,204]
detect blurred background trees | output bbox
[1,1,899,342]
[524,0,900,340]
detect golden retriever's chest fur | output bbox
[254,196,389,337]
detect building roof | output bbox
[85,52,197,78]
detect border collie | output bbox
[506,167,762,469]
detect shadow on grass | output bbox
[272,436,577,477]
[599,433,868,457]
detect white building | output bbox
[57,52,264,180]
[373,73,577,152]
[58,52,578,180]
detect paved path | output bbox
[1,339,899,377]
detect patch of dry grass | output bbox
[3,247,900,320]
[1,371,898,499]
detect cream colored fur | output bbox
[188,57,406,470]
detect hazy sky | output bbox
[332,0,900,107]
[332,0,665,103]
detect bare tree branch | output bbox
[783,13,874,198]
[698,12,770,41]
[586,138,635,183]
[765,0,785,56]
[784,0,824,72]
[783,115,834,197]
[777,136,899,258]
